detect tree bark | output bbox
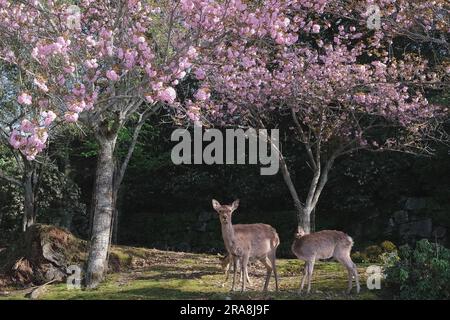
[109,186,119,245]
[22,168,36,232]
[85,136,117,288]
[278,149,334,234]
[278,152,305,228]
[111,188,120,244]
[84,109,149,288]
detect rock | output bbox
[43,265,66,282]
[25,286,47,300]
[404,198,427,211]
[0,224,87,287]
[432,226,447,238]
[393,210,409,224]
[384,218,395,234]
[399,218,432,238]
[404,197,440,212]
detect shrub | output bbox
[380,240,397,253]
[365,245,383,262]
[351,251,368,263]
[384,239,450,300]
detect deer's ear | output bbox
[212,199,221,211]
[231,199,240,211]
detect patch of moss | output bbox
[1,252,382,300]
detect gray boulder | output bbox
[399,218,433,238]
[393,210,409,224]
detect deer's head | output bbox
[212,199,239,225]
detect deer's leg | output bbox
[336,255,360,294]
[261,257,273,292]
[269,252,279,292]
[299,262,309,294]
[353,261,360,294]
[345,267,353,294]
[238,259,244,284]
[241,255,249,292]
[231,256,238,292]
[245,263,252,286]
[245,258,253,286]
[346,260,360,294]
[306,260,315,294]
[222,256,234,287]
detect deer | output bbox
[212,199,279,292]
[291,227,360,294]
[219,254,252,287]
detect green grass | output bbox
[0,248,382,300]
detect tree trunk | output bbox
[85,136,117,288]
[311,207,316,233]
[111,188,120,244]
[278,153,305,227]
[300,207,313,234]
[22,170,36,232]
[109,186,119,245]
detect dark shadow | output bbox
[67,286,222,300]
[134,270,217,281]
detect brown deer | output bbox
[212,199,279,292]
[291,227,360,294]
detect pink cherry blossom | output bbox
[194,68,206,80]
[20,119,34,133]
[42,111,57,126]
[157,87,177,104]
[9,130,26,149]
[194,88,210,101]
[311,24,320,33]
[18,92,32,105]
[64,112,79,123]
[106,70,120,81]
[33,78,49,92]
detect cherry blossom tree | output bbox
[0,64,58,231]
[0,0,210,287]
[0,0,272,288]
[184,0,449,233]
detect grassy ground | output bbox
[0,247,381,300]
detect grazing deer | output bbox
[291,227,360,294]
[212,199,279,292]
[220,254,252,287]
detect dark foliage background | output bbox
[3,116,447,258]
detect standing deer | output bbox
[291,227,360,294]
[212,199,279,292]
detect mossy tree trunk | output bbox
[85,133,117,289]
